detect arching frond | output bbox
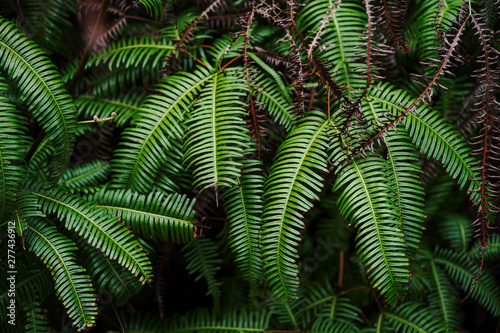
[0,18,77,181]
[261,113,332,302]
[59,161,110,189]
[309,319,360,333]
[221,161,264,291]
[25,181,153,283]
[88,188,196,243]
[183,69,251,194]
[77,239,142,306]
[334,153,409,305]
[24,218,97,330]
[0,91,28,223]
[137,0,164,20]
[113,68,212,193]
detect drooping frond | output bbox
[183,69,251,195]
[221,161,264,291]
[24,218,97,330]
[0,17,77,181]
[0,91,28,223]
[113,68,212,193]
[88,188,196,243]
[261,113,332,302]
[59,160,110,189]
[25,181,153,283]
[77,238,142,306]
[165,308,272,333]
[382,301,447,333]
[182,236,221,309]
[334,153,409,305]
[435,248,500,316]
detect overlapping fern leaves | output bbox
[1,0,499,331]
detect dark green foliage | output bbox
[0,0,499,332]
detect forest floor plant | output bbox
[0,0,499,332]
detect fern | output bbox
[0,17,76,181]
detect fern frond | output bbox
[334,153,409,305]
[261,113,332,302]
[77,238,142,306]
[0,17,77,181]
[113,68,212,193]
[221,161,264,291]
[88,188,196,243]
[0,92,28,223]
[24,218,97,329]
[309,318,360,333]
[435,248,500,317]
[59,161,110,189]
[137,0,164,20]
[24,301,50,333]
[438,214,473,251]
[25,181,153,283]
[183,69,251,194]
[182,236,221,309]
[470,235,500,261]
[382,301,447,333]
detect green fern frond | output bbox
[435,248,500,317]
[165,308,272,333]
[137,0,164,20]
[438,214,473,251]
[88,188,196,243]
[25,181,153,283]
[334,154,409,305]
[382,301,447,333]
[183,69,251,194]
[248,52,292,104]
[24,218,97,329]
[182,236,221,309]
[424,258,460,330]
[0,92,28,223]
[470,235,500,261]
[24,301,50,333]
[0,17,77,181]
[113,68,212,193]
[298,0,367,91]
[261,113,332,302]
[77,239,142,306]
[222,161,264,291]
[59,161,110,189]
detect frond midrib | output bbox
[385,312,428,333]
[430,259,449,324]
[64,164,107,185]
[95,204,195,226]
